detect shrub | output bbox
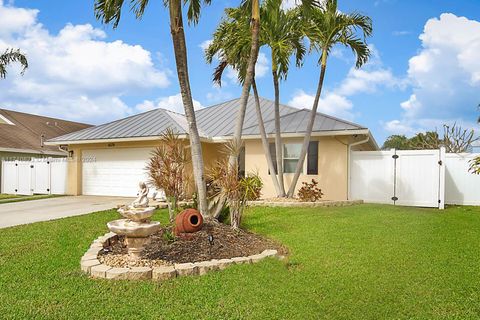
[297,179,324,202]
[242,173,263,201]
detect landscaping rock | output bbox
[81,254,98,262]
[231,256,252,264]
[262,249,278,258]
[175,263,198,276]
[152,266,177,281]
[195,261,219,275]
[90,264,112,278]
[106,268,130,280]
[81,259,101,273]
[249,253,266,263]
[216,259,234,270]
[127,267,152,280]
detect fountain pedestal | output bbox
[107,206,160,265]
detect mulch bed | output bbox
[99,221,286,268]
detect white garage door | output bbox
[82,148,153,197]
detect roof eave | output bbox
[45,134,213,146]
[210,129,371,142]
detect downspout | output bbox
[347,136,370,200]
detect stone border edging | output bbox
[247,199,363,208]
[80,232,281,280]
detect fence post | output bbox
[438,147,446,210]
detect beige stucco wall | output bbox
[64,135,369,199]
[244,137,349,200]
[65,140,223,196]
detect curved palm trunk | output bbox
[229,0,260,165]
[287,53,328,197]
[252,78,282,196]
[272,68,286,196]
[169,0,208,216]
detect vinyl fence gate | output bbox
[349,148,446,209]
[1,158,68,195]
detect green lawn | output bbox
[0,194,63,204]
[0,204,479,319]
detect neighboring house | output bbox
[0,108,91,191]
[46,97,378,200]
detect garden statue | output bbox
[132,181,149,208]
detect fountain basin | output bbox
[117,206,156,222]
[107,219,161,238]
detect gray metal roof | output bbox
[49,96,367,143]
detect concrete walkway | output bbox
[0,196,133,229]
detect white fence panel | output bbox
[17,162,33,195]
[445,153,480,205]
[1,158,67,195]
[350,150,395,204]
[33,160,50,194]
[50,160,68,195]
[1,161,17,194]
[395,150,442,208]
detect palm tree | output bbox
[229,0,260,168]
[262,1,305,197]
[206,1,307,197]
[0,48,28,79]
[286,0,372,197]
[206,6,282,198]
[94,0,211,216]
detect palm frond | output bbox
[0,48,28,79]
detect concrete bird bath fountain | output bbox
[107,182,160,264]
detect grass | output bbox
[0,204,479,319]
[0,194,63,204]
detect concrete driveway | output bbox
[0,196,133,229]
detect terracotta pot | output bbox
[174,209,203,235]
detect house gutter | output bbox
[347,135,371,200]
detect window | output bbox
[283,143,302,173]
[307,141,319,175]
[268,143,277,174]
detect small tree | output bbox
[382,135,410,150]
[147,129,192,222]
[470,104,480,174]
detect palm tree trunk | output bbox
[287,52,328,197]
[169,0,208,216]
[229,0,260,165]
[252,78,282,196]
[272,68,286,196]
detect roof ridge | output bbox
[301,108,366,129]
[0,108,91,126]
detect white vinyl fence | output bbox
[1,158,68,195]
[350,148,480,208]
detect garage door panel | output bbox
[82,148,153,197]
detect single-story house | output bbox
[46,96,378,200]
[0,108,91,191]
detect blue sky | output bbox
[1,0,479,144]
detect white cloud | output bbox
[289,89,354,120]
[382,120,416,135]
[135,94,204,114]
[0,1,170,124]
[384,13,480,135]
[288,44,402,120]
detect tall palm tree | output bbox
[0,48,28,79]
[262,1,305,197]
[287,0,372,197]
[206,6,282,198]
[206,1,306,197]
[229,0,260,167]
[94,0,211,216]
